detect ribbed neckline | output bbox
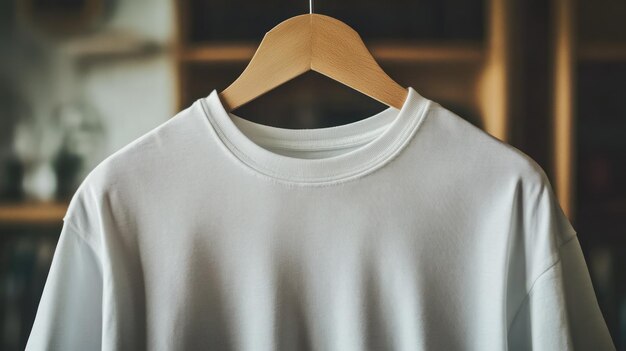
[197,86,431,186]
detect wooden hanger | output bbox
[218,2,409,112]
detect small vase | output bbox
[22,160,58,202]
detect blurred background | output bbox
[0,0,624,349]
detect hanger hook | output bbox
[309,0,313,14]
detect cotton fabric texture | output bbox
[27,87,615,350]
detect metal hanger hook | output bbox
[309,0,313,14]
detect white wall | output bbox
[69,0,178,160]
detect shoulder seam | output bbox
[506,233,578,334]
[61,219,101,262]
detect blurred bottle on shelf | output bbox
[52,98,106,199]
[12,109,64,202]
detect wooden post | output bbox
[479,0,513,142]
[552,0,576,220]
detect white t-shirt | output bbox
[27,87,615,350]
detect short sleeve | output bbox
[507,166,615,350]
[25,220,103,350]
[507,234,615,350]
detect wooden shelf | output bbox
[0,201,68,226]
[52,30,171,67]
[178,41,484,63]
[578,42,626,61]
